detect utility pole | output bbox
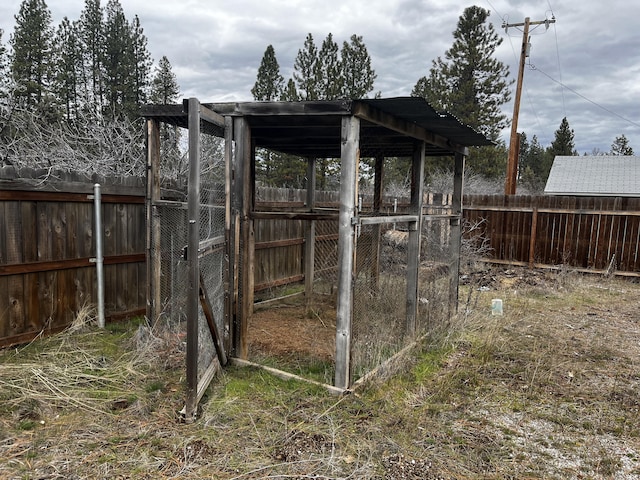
[504,16,555,195]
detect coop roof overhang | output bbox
[141,97,492,158]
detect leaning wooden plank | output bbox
[199,273,227,366]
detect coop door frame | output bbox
[183,98,231,419]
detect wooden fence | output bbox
[464,194,640,275]
[5,172,638,348]
[0,168,146,347]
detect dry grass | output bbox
[1,266,639,479]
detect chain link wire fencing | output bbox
[153,133,226,382]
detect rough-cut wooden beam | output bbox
[406,142,425,337]
[204,100,351,117]
[146,118,161,325]
[185,98,202,421]
[352,101,469,156]
[335,115,359,390]
[449,152,465,315]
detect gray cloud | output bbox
[1,0,638,154]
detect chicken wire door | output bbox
[183,99,230,420]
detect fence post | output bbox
[305,157,316,303]
[529,207,538,268]
[406,142,425,337]
[335,115,359,390]
[145,118,161,324]
[185,98,202,420]
[449,152,466,315]
[93,183,105,329]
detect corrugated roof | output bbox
[545,155,640,196]
[141,97,492,158]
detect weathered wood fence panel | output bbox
[0,168,146,347]
[464,194,640,275]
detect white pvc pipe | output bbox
[94,183,105,328]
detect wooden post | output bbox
[405,142,425,337]
[185,98,202,420]
[335,115,359,390]
[223,115,233,354]
[529,206,538,268]
[233,116,254,360]
[370,154,384,289]
[449,151,465,315]
[304,157,316,303]
[145,119,161,324]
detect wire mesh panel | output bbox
[352,221,409,379]
[313,219,339,295]
[197,146,226,379]
[418,215,454,335]
[158,204,188,323]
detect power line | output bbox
[529,63,640,130]
[544,0,566,117]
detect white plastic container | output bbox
[491,298,503,316]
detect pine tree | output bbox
[412,6,511,140]
[548,117,576,157]
[9,0,55,109]
[293,33,319,101]
[251,45,284,101]
[340,34,376,99]
[53,17,82,120]
[610,134,634,155]
[150,56,181,175]
[317,33,342,100]
[150,56,179,104]
[518,133,550,191]
[129,15,152,114]
[103,0,129,116]
[77,0,104,111]
[280,78,298,101]
[0,29,7,88]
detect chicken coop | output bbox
[142,97,491,418]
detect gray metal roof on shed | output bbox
[544,155,640,196]
[141,96,492,158]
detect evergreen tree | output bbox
[251,45,284,101]
[53,17,82,120]
[151,56,181,175]
[0,29,7,89]
[150,56,179,104]
[317,33,342,100]
[77,0,104,111]
[610,134,634,155]
[340,34,376,99]
[412,6,511,140]
[130,15,152,114]
[101,0,151,119]
[103,0,130,116]
[518,133,550,192]
[280,78,298,101]
[293,33,319,100]
[9,0,55,109]
[412,6,512,179]
[548,117,576,157]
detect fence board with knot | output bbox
[0,167,146,347]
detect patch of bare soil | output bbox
[249,296,336,363]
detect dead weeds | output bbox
[0,266,639,479]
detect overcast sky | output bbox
[1,0,639,154]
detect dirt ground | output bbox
[249,295,337,363]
